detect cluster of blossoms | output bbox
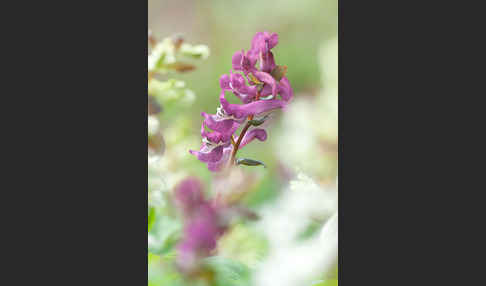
[190,31,293,171]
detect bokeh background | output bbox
[148,0,338,285]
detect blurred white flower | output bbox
[254,173,338,286]
[148,115,160,136]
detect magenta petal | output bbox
[189,144,225,163]
[232,51,244,71]
[261,51,276,73]
[174,177,204,214]
[201,112,236,133]
[267,32,278,50]
[253,71,277,96]
[229,72,258,103]
[278,76,293,102]
[220,74,231,90]
[207,146,232,172]
[259,84,274,98]
[251,32,265,51]
[251,31,278,54]
[220,92,285,118]
[237,128,267,149]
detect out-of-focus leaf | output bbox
[311,279,338,286]
[270,65,288,81]
[203,256,251,286]
[218,224,268,267]
[148,207,156,232]
[148,215,182,256]
[236,158,266,168]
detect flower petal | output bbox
[231,50,244,71]
[219,74,231,90]
[237,128,267,149]
[201,112,237,134]
[253,71,277,96]
[251,31,278,54]
[220,91,285,118]
[189,144,226,163]
[207,146,232,172]
[174,177,204,215]
[278,76,293,102]
[260,51,276,73]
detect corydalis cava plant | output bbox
[189,31,293,171]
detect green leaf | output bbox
[203,256,251,286]
[236,158,266,168]
[248,115,269,126]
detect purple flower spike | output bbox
[189,31,292,172]
[220,91,285,119]
[236,128,267,149]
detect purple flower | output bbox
[207,145,233,172]
[176,202,225,273]
[232,49,258,75]
[277,76,293,102]
[220,91,285,119]
[251,31,279,55]
[258,76,293,103]
[235,128,267,148]
[220,71,258,104]
[174,177,204,216]
[251,31,278,72]
[189,121,236,170]
[260,51,276,73]
[253,71,277,96]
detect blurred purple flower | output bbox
[174,177,227,273]
[173,177,204,216]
